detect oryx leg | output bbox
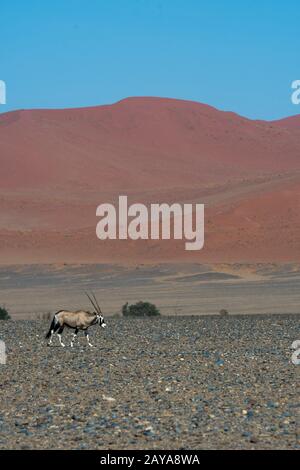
[48,329,54,346]
[84,329,93,347]
[70,328,79,348]
[57,325,65,348]
[48,319,60,346]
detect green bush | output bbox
[0,306,11,320]
[122,301,160,317]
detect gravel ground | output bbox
[0,316,299,450]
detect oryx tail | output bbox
[45,314,59,339]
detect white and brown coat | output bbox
[45,293,106,347]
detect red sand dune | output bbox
[0,97,300,264]
[271,114,300,130]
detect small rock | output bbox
[102,395,116,403]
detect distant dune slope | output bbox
[271,114,300,130]
[0,97,300,263]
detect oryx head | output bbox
[96,313,106,328]
[85,291,107,328]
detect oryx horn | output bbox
[91,291,102,314]
[85,291,99,313]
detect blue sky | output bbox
[0,0,299,119]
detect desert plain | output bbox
[0,262,299,450]
[0,315,299,450]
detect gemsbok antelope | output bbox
[45,292,106,347]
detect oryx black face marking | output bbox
[45,292,106,348]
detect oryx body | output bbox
[45,293,106,347]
